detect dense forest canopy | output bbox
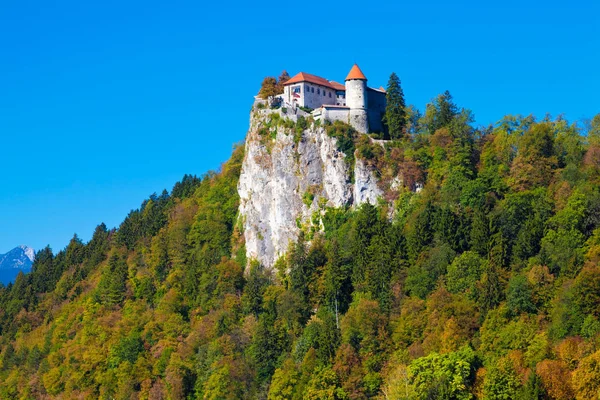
[1,86,600,399]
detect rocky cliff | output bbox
[238,106,382,268]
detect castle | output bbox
[281,64,386,134]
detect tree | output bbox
[438,91,459,129]
[305,366,348,400]
[506,275,536,316]
[470,209,490,257]
[536,359,574,400]
[509,122,558,190]
[446,251,484,298]
[384,72,407,140]
[421,90,459,134]
[408,345,477,400]
[572,266,600,318]
[540,228,585,277]
[268,358,300,400]
[482,356,521,399]
[258,71,289,100]
[258,76,278,99]
[96,253,128,306]
[572,350,600,400]
[276,70,291,94]
[241,261,270,317]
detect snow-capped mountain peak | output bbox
[18,245,35,262]
[0,246,35,270]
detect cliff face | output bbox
[238,107,382,268]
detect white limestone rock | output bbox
[238,110,382,269]
[353,158,383,206]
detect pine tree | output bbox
[384,72,407,140]
[438,90,458,128]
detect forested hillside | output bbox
[1,92,600,399]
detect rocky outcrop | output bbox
[354,158,383,205]
[238,108,382,268]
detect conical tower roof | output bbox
[345,64,367,81]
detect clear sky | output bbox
[1,0,598,255]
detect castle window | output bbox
[293,86,301,94]
[311,87,314,93]
[329,92,332,98]
[317,88,320,95]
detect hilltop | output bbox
[0,79,599,399]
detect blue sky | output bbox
[1,0,598,254]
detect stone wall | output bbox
[323,107,350,124]
[285,82,338,110]
[367,88,386,133]
[345,79,367,110]
[302,82,337,109]
[349,109,368,134]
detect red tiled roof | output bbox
[329,81,346,91]
[345,64,367,81]
[283,72,338,90]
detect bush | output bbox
[303,191,315,207]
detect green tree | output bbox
[572,266,600,318]
[384,72,407,139]
[482,356,521,399]
[421,90,459,134]
[506,275,536,316]
[408,345,477,400]
[305,366,348,400]
[96,253,128,306]
[269,359,300,400]
[446,251,484,298]
[241,261,270,317]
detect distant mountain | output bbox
[0,245,35,284]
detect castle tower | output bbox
[345,64,368,133]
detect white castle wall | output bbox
[345,79,367,110]
[286,83,337,110]
[323,107,350,124]
[349,109,369,133]
[346,79,368,133]
[302,83,337,109]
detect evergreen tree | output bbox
[438,90,458,128]
[384,72,406,139]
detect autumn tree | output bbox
[536,359,574,400]
[258,76,278,99]
[572,350,600,400]
[275,70,291,94]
